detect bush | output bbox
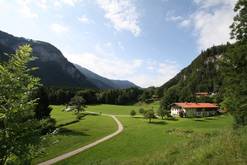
[139,108,145,114]
[130,110,136,117]
[40,118,56,134]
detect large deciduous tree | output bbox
[0,45,42,164]
[69,95,86,114]
[221,0,247,127]
[230,0,247,42]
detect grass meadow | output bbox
[55,104,235,165]
[33,106,117,164]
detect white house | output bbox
[171,102,218,117]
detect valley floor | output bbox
[34,104,247,165]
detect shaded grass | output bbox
[33,106,117,164]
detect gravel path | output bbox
[38,115,123,165]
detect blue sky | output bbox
[0,0,236,87]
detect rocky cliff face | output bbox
[0,30,96,88]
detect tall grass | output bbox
[98,127,247,165]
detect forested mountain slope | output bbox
[159,44,229,101]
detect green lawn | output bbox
[33,106,117,164]
[86,102,160,115]
[56,111,233,165]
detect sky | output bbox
[0,0,237,87]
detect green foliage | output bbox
[69,95,86,114]
[220,1,247,127]
[157,105,169,119]
[144,109,156,123]
[221,42,247,126]
[0,45,42,164]
[159,45,228,109]
[139,108,145,114]
[31,86,52,120]
[130,110,136,117]
[230,0,247,42]
[45,87,143,106]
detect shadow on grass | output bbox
[165,118,179,121]
[58,128,90,136]
[149,121,167,125]
[205,117,217,120]
[133,116,144,119]
[194,119,207,122]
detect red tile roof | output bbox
[174,102,218,109]
[195,92,209,96]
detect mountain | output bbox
[158,44,229,100]
[0,30,138,89]
[74,64,139,89]
[0,30,97,88]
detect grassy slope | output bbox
[33,106,117,164]
[57,105,233,165]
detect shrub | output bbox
[139,108,145,114]
[130,110,136,117]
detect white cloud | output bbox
[191,0,237,50]
[194,0,236,8]
[193,7,235,50]
[65,48,179,87]
[165,11,191,28]
[62,0,80,6]
[36,0,48,9]
[17,0,38,18]
[166,15,183,22]
[50,23,69,33]
[167,0,237,50]
[97,0,141,37]
[179,19,191,28]
[78,15,92,24]
[53,0,81,7]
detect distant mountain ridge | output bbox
[0,30,95,88]
[0,30,138,89]
[74,64,139,89]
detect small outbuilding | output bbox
[171,102,219,117]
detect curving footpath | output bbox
[38,115,123,165]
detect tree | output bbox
[230,0,247,42]
[157,106,169,120]
[139,108,145,115]
[0,45,42,164]
[221,0,247,127]
[144,109,156,123]
[130,110,136,117]
[160,86,179,112]
[31,86,52,120]
[69,95,86,114]
[221,43,247,126]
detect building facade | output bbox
[171,102,218,117]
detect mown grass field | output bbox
[55,103,234,165]
[33,106,117,164]
[85,101,160,115]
